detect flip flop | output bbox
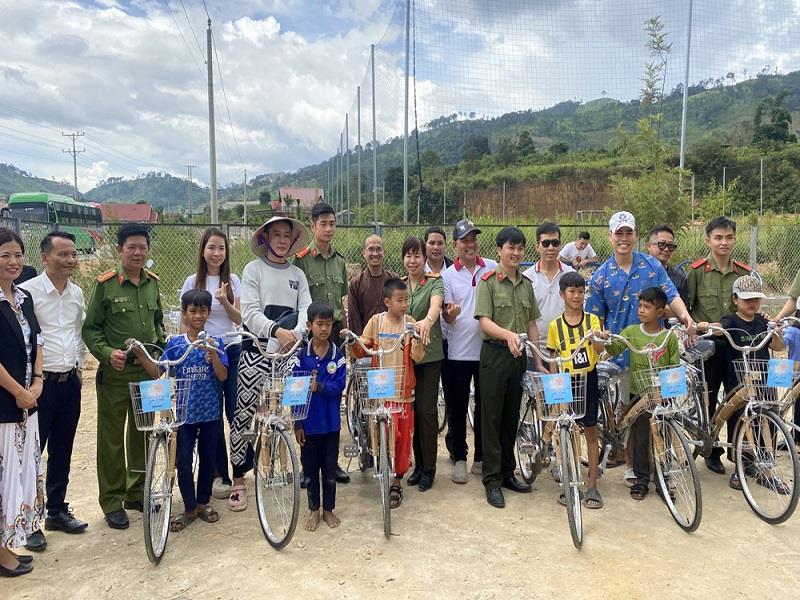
[630,482,648,501]
[197,505,219,523]
[557,490,584,506]
[583,488,604,509]
[623,467,637,488]
[170,513,196,532]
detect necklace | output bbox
[9,301,27,326]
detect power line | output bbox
[62,131,85,200]
[164,0,205,76]
[201,0,211,20]
[177,0,206,60]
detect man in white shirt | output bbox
[559,231,598,269]
[20,232,89,543]
[523,223,575,335]
[441,220,497,483]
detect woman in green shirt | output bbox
[776,271,800,320]
[402,237,444,492]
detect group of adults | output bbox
[0,201,791,574]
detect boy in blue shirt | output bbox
[784,322,800,451]
[133,289,228,531]
[294,301,347,531]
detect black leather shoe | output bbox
[418,470,435,492]
[335,464,350,484]
[486,487,505,508]
[502,476,532,493]
[705,456,726,475]
[45,509,88,534]
[14,555,33,564]
[0,562,33,577]
[407,466,423,486]
[123,500,144,513]
[24,530,47,552]
[105,509,130,530]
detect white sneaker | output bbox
[470,460,482,475]
[212,477,231,500]
[452,461,468,484]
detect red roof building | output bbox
[277,187,324,210]
[100,203,158,223]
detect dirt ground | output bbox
[8,357,800,600]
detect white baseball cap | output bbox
[609,211,636,233]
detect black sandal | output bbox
[630,482,648,501]
[389,485,403,509]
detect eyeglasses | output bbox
[539,239,561,248]
[652,241,678,252]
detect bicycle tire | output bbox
[560,425,583,549]
[378,419,392,539]
[254,425,300,549]
[345,375,358,440]
[437,383,447,433]
[734,409,800,525]
[143,432,172,565]
[516,397,543,484]
[467,388,475,431]
[652,418,702,533]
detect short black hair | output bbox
[638,286,668,309]
[307,300,334,322]
[40,231,76,253]
[0,227,25,254]
[578,231,590,241]
[401,236,426,259]
[649,224,674,240]
[311,202,335,222]
[424,226,447,242]
[559,271,586,292]
[705,216,736,237]
[496,226,526,247]
[117,222,150,247]
[181,288,212,311]
[536,222,561,242]
[383,277,407,298]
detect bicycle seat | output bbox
[597,361,623,387]
[682,339,715,363]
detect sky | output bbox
[0,0,798,192]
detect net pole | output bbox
[371,44,378,226]
[679,0,694,171]
[402,0,410,223]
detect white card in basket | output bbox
[542,373,572,405]
[283,376,311,406]
[367,369,395,399]
[658,366,687,398]
[140,380,172,412]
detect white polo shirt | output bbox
[522,260,575,335]
[442,256,497,361]
[560,241,597,264]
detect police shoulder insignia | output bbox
[733,260,751,272]
[144,268,160,281]
[295,247,311,259]
[96,269,117,283]
[480,270,496,281]
[690,258,708,270]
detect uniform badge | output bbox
[326,361,337,375]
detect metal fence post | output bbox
[750,224,758,271]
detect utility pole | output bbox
[502,180,506,220]
[207,19,218,223]
[759,157,764,216]
[243,168,248,224]
[402,0,411,223]
[345,113,350,215]
[371,44,378,225]
[443,179,447,223]
[186,165,196,223]
[61,132,85,201]
[357,86,362,212]
[678,0,694,172]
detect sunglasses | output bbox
[539,239,561,248]
[652,241,678,251]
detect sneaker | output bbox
[212,477,231,500]
[470,460,482,475]
[452,460,468,484]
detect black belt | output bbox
[43,368,77,383]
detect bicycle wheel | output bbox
[254,425,300,549]
[142,432,172,565]
[345,376,358,440]
[734,409,800,524]
[560,425,583,549]
[652,418,702,533]
[437,383,447,433]
[467,385,475,431]
[378,419,392,539]
[516,396,543,484]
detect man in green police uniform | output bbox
[294,201,350,484]
[475,226,544,508]
[687,216,750,475]
[82,223,165,529]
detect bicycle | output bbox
[341,323,419,539]
[234,330,311,549]
[344,355,375,472]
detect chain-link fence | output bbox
[3,219,799,304]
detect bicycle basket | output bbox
[733,358,798,406]
[128,378,191,432]
[528,371,587,421]
[354,365,407,415]
[259,370,315,422]
[633,365,693,415]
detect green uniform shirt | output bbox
[293,241,348,322]
[687,254,751,323]
[82,265,165,368]
[789,271,800,299]
[405,274,445,364]
[475,267,541,340]
[605,325,680,395]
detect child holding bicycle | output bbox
[546,271,606,509]
[293,301,347,531]
[133,289,228,532]
[782,315,800,452]
[342,278,424,509]
[603,287,680,501]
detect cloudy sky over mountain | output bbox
[1,0,798,191]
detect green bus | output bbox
[7,192,102,253]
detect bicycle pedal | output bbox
[343,445,360,458]
[241,431,257,444]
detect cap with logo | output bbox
[608,211,636,233]
[731,275,765,299]
[453,219,482,241]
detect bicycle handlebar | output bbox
[696,323,777,354]
[592,330,673,356]
[233,330,307,360]
[124,331,224,368]
[518,332,594,365]
[340,322,419,357]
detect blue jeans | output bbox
[177,420,220,513]
[215,343,241,484]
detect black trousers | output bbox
[38,372,82,516]
[413,361,443,472]
[301,431,339,511]
[704,340,728,458]
[442,358,482,463]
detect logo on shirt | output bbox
[326,360,337,375]
[289,279,299,290]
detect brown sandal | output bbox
[170,512,196,532]
[197,505,219,523]
[389,485,403,509]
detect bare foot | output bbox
[304,510,320,531]
[322,510,341,528]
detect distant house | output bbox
[273,187,325,215]
[100,203,158,223]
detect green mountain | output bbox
[84,171,206,209]
[0,163,78,199]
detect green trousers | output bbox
[479,341,526,489]
[96,366,147,514]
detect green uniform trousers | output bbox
[96,366,148,514]
[479,341,526,489]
